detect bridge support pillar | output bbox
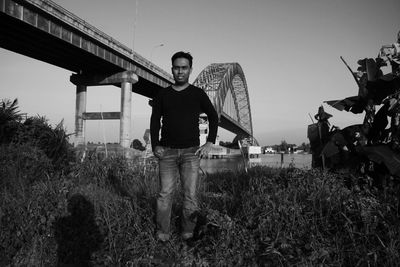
[120,82,132,148]
[75,85,87,147]
[71,71,138,149]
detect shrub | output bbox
[12,116,75,172]
[0,98,22,145]
[0,143,54,192]
[1,98,75,173]
[130,138,145,151]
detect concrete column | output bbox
[75,85,87,146]
[120,82,132,148]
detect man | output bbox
[150,51,218,242]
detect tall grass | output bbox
[1,151,400,266]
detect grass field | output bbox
[1,152,400,266]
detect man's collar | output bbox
[172,83,190,91]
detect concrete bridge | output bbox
[0,0,255,148]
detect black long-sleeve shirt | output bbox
[150,85,218,149]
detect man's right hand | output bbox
[153,146,165,159]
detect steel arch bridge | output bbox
[193,63,254,140]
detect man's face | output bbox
[172,57,192,85]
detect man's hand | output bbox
[153,146,165,159]
[195,142,214,158]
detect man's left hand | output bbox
[195,142,214,158]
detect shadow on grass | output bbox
[53,194,103,267]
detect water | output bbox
[200,153,312,174]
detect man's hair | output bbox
[171,51,193,67]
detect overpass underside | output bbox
[0,0,172,98]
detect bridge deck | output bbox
[0,0,173,97]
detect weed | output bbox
[1,156,400,266]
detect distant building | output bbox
[264,146,276,154]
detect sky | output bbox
[1,0,400,146]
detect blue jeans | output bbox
[156,146,200,239]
